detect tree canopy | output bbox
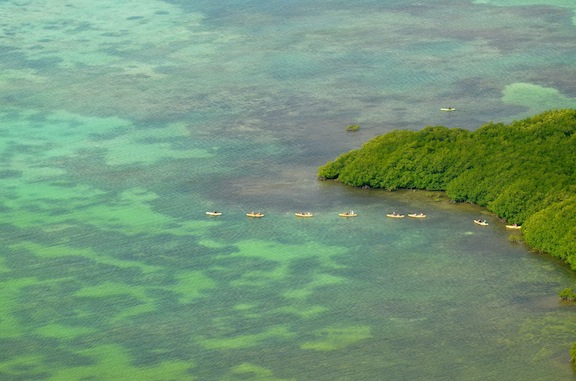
[319,109,576,268]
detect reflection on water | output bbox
[1,0,576,380]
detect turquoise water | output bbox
[1,0,576,380]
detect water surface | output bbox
[1,0,576,380]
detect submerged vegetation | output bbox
[319,109,576,269]
[346,124,361,132]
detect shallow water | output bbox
[1,1,576,380]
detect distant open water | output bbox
[1,0,576,380]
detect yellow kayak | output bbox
[339,211,357,217]
[246,212,264,218]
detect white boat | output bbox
[206,211,222,216]
[386,213,405,218]
[246,212,264,218]
[474,219,489,226]
[295,212,314,218]
[339,211,357,217]
[408,213,426,218]
[441,107,456,112]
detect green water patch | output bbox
[3,184,216,236]
[2,182,107,228]
[189,239,356,352]
[0,1,249,122]
[50,344,194,381]
[281,273,345,301]
[300,324,372,351]
[172,270,217,303]
[198,239,229,249]
[91,122,215,166]
[0,108,226,245]
[198,325,294,350]
[0,278,38,338]
[0,355,49,381]
[0,257,9,274]
[9,242,142,271]
[268,304,328,319]
[502,83,576,118]
[0,68,45,87]
[224,363,296,381]
[0,109,128,163]
[12,278,140,331]
[2,239,197,327]
[0,0,205,68]
[35,323,96,339]
[473,0,576,26]
[474,0,575,8]
[73,281,157,321]
[217,239,347,288]
[73,188,184,235]
[4,243,225,332]
[0,109,217,189]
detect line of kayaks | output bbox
[208,211,347,218]
[207,211,425,219]
[209,210,522,229]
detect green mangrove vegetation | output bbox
[559,288,576,301]
[319,109,576,269]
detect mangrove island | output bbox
[319,109,576,272]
